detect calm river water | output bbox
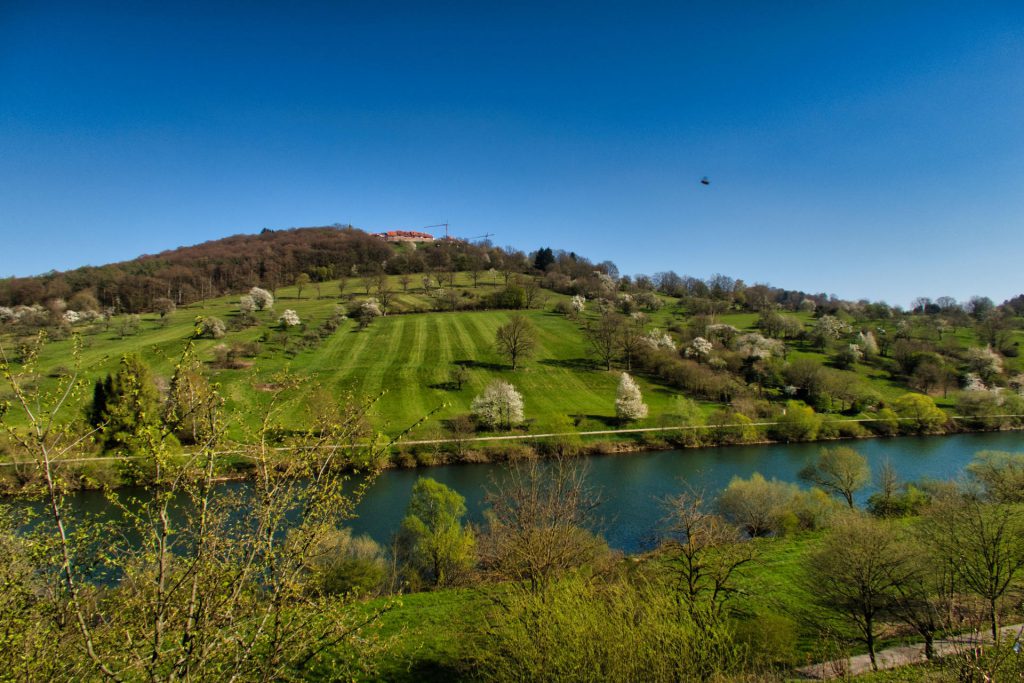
[49,431,1024,554]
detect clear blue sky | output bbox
[2,1,1022,306]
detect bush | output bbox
[768,401,820,442]
[305,528,386,596]
[472,573,744,682]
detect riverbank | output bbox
[3,417,1021,496]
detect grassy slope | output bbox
[4,276,687,440]
[5,273,1020,444]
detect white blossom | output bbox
[240,294,256,313]
[857,330,879,356]
[963,373,987,392]
[615,372,648,421]
[965,346,1003,380]
[570,295,586,314]
[248,286,274,311]
[279,309,301,327]
[812,315,851,342]
[471,380,524,429]
[642,328,676,351]
[360,298,382,319]
[62,310,82,325]
[734,333,783,360]
[685,336,713,360]
[0,306,15,323]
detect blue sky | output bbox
[2,1,1022,306]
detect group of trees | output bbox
[711,447,1024,672]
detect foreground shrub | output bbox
[473,573,745,682]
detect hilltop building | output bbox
[372,230,435,243]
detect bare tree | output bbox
[660,488,757,622]
[495,314,537,370]
[584,312,623,371]
[374,273,394,315]
[478,457,606,592]
[921,492,1024,642]
[803,513,916,671]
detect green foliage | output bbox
[892,393,948,434]
[769,400,820,442]
[799,446,871,508]
[306,528,387,596]
[91,353,161,452]
[966,450,1024,503]
[472,573,745,682]
[397,478,476,589]
[718,473,798,537]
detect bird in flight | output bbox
[700,177,710,186]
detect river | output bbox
[46,431,1024,554]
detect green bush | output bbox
[473,573,745,682]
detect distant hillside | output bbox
[0,225,523,312]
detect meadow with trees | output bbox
[2,226,1024,489]
[2,226,1024,679]
[1,339,1022,680]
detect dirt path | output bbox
[794,624,1024,679]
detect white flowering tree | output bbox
[685,337,713,362]
[279,309,301,327]
[470,380,524,430]
[615,372,648,421]
[196,316,226,339]
[963,373,988,392]
[642,328,676,351]
[249,286,274,311]
[856,330,879,357]
[811,315,851,350]
[240,294,256,314]
[965,346,1003,384]
[734,333,783,360]
[570,295,586,316]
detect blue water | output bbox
[46,432,1024,554]
[348,431,1024,553]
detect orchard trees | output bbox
[615,373,648,421]
[249,286,274,311]
[471,381,525,430]
[294,272,310,299]
[278,309,301,327]
[495,314,537,370]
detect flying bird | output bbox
[700,177,710,186]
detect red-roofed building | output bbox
[372,230,435,243]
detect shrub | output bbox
[768,401,820,442]
[472,573,744,682]
[305,528,386,596]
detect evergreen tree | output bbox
[93,354,161,452]
[533,247,555,271]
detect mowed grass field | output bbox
[5,273,1021,443]
[2,276,689,440]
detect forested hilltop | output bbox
[2,225,1024,486]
